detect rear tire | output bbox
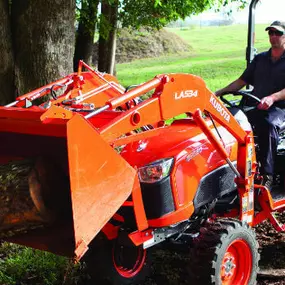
[84,233,152,285]
[188,218,260,285]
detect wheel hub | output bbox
[222,256,236,280]
[220,239,252,284]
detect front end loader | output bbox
[1,60,285,285]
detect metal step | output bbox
[271,185,285,202]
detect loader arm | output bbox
[90,73,248,144]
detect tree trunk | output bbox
[11,0,76,96]
[98,1,110,73]
[98,0,118,74]
[107,3,117,75]
[73,0,99,71]
[0,0,15,105]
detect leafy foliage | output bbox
[120,0,248,30]
[76,0,248,36]
[77,0,100,35]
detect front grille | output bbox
[194,164,237,209]
[140,176,175,219]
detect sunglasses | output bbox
[268,30,284,37]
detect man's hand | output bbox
[257,95,275,110]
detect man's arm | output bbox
[215,78,247,97]
[258,88,285,110]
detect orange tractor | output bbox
[1,58,285,285]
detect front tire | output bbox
[84,233,152,285]
[189,219,260,285]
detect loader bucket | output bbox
[0,108,136,259]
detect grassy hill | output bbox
[117,24,269,92]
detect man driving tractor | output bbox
[215,20,285,190]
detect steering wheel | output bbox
[220,90,261,112]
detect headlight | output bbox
[138,158,174,183]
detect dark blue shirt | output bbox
[240,49,285,108]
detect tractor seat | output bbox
[229,106,285,134]
[228,107,252,131]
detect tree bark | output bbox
[107,3,117,75]
[73,0,99,71]
[11,0,76,95]
[0,0,15,105]
[98,1,110,73]
[98,0,118,74]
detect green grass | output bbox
[0,242,85,285]
[116,24,269,92]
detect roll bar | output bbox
[246,0,260,67]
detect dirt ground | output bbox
[255,211,285,285]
